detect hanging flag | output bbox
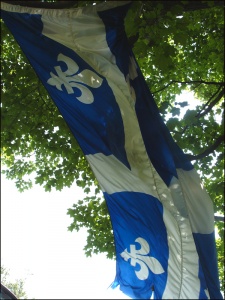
[1,2,222,299]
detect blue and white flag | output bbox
[1,1,222,299]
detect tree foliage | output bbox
[1,0,224,290]
[1,266,29,299]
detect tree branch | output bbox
[214,215,224,222]
[197,88,224,118]
[152,80,224,94]
[186,134,224,161]
[196,85,223,117]
[37,80,55,112]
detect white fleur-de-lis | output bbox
[121,237,164,280]
[47,53,103,104]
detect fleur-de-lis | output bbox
[121,237,164,280]
[47,53,103,104]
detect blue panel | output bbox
[105,192,168,299]
[193,232,223,299]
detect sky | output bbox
[1,174,130,299]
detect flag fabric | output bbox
[1,2,222,299]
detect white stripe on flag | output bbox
[162,205,201,299]
[176,169,214,234]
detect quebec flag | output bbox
[1,1,222,299]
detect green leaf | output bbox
[171,107,181,116]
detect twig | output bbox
[152,80,224,94]
[185,134,224,161]
[197,89,224,118]
[214,215,224,222]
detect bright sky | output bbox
[1,174,130,299]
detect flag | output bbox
[1,1,222,299]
